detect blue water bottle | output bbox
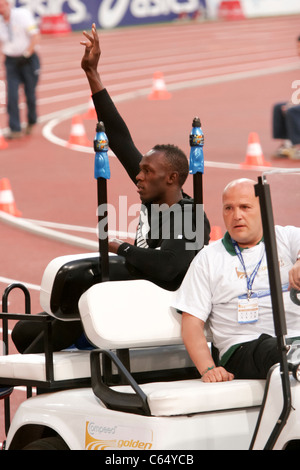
[189,117,204,175]
[94,121,110,180]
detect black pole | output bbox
[94,121,110,283]
[189,117,204,249]
[250,176,292,450]
[97,177,109,282]
[193,172,203,207]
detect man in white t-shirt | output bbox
[0,0,40,138]
[175,178,300,382]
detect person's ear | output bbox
[167,171,179,185]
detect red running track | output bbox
[0,15,300,445]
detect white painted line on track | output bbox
[23,218,136,240]
[41,61,297,173]
[0,276,40,291]
[24,219,98,233]
[42,114,285,172]
[0,211,135,252]
[0,211,98,251]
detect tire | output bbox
[22,436,69,450]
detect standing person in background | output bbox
[0,0,40,139]
[272,35,300,160]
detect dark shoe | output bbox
[6,131,22,140]
[25,123,35,135]
[272,141,292,159]
[0,386,13,399]
[286,146,300,160]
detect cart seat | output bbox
[0,345,195,388]
[78,279,185,349]
[40,252,128,322]
[79,280,266,417]
[111,378,266,416]
[0,278,196,392]
[40,252,101,321]
[0,350,91,384]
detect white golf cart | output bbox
[0,172,300,451]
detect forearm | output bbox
[85,68,104,95]
[181,313,234,382]
[25,33,39,56]
[181,313,215,375]
[92,89,142,182]
[117,240,194,283]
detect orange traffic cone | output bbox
[0,127,8,150]
[210,226,223,242]
[240,132,271,168]
[148,71,171,100]
[67,115,91,147]
[0,178,22,217]
[82,96,97,120]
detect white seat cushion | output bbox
[0,350,91,382]
[79,280,182,349]
[112,379,266,416]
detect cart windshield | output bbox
[261,168,300,312]
[262,169,300,227]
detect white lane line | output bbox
[0,211,99,251]
[41,59,299,160]
[23,218,136,239]
[37,59,299,104]
[42,115,284,172]
[0,276,40,291]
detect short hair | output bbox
[153,144,189,187]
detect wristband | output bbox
[201,365,215,376]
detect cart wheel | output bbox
[22,436,69,450]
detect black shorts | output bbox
[225,334,281,379]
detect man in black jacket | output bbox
[11,25,210,355]
[80,24,210,291]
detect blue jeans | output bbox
[272,102,300,145]
[5,53,40,132]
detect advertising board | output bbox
[12,0,300,30]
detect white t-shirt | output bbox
[0,7,38,57]
[174,225,300,361]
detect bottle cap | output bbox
[96,121,106,132]
[192,117,201,127]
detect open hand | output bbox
[80,23,100,73]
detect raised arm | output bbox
[80,24,142,183]
[181,313,234,382]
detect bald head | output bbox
[223,178,257,199]
[222,178,263,248]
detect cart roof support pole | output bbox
[251,176,292,450]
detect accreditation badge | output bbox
[238,293,259,324]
